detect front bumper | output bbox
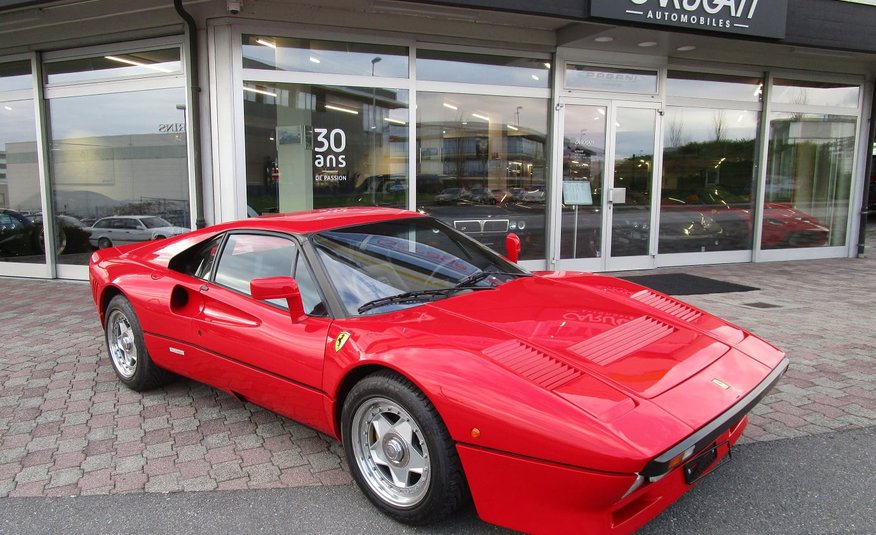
[642,356,789,478]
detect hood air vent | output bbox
[568,316,674,366]
[484,340,582,390]
[631,290,702,322]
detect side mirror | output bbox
[505,232,521,263]
[250,276,307,321]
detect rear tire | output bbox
[341,371,468,525]
[104,295,173,391]
[97,237,112,249]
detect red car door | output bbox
[189,232,333,431]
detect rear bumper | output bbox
[642,356,789,478]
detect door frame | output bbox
[552,97,663,273]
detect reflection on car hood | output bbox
[349,271,781,434]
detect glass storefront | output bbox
[44,46,191,267]
[2,28,870,279]
[241,36,551,261]
[0,60,45,266]
[661,72,763,254]
[243,83,409,215]
[763,79,860,251]
[764,113,856,249]
[415,93,548,260]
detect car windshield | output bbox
[311,217,529,316]
[140,217,173,229]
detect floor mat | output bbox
[620,273,759,296]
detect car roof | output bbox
[217,206,422,235]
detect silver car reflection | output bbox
[89,215,189,249]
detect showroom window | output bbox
[240,36,550,262]
[242,36,410,215]
[416,50,550,261]
[43,42,191,271]
[763,78,860,250]
[0,59,45,266]
[661,71,763,254]
[243,83,409,214]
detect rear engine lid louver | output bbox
[483,340,582,390]
[631,289,702,322]
[567,316,675,366]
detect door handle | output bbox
[608,188,627,204]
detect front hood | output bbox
[430,272,743,400]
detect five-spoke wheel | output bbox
[342,371,468,525]
[103,295,172,391]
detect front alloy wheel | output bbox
[351,397,432,508]
[342,371,468,525]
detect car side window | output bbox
[293,253,326,317]
[214,234,296,297]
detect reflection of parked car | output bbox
[434,187,471,204]
[89,207,788,534]
[89,215,190,249]
[426,203,545,258]
[26,213,93,254]
[520,185,546,203]
[468,187,495,204]
[761,203,829,249]
[0,208,40,257]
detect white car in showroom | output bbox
[89,215,189,249]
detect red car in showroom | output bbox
[89,207,788,534]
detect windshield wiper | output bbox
[358,287,492,314]
[453,270,531,289]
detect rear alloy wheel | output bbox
[104,295,172,391]
[97,237,112,249]
[342,371,468,525]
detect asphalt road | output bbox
[1,426,873,535]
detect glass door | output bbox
[556,100,659,271]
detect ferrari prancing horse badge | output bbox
[335,332,351,352]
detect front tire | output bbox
[104,295,173,391]
[341,371,468,525]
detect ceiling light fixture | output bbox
[676,45,697,52]
[384,117,406,125]
[325,104,359,115]
[243,86,277,97]
[507,124,519,131]
[638,41,658,48]
[256,39,277,49]
[105,55,172,73]
[595,36,614,43]
[309,56,321,64]
[471,113,490,121]
[442,102,458,110]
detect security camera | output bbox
[226,0,241,14]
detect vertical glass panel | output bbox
[46,48,182,84]
[0,60,33,92]
[667,71,763,102]
[1,98,45,264]
[416,93,548,261]
[565,65,657,93]
[242,35,408,78]
[560,104,605,260]
[48,88,191,265]
[661,107,759,253]
[416,50,550,88]
[772,79,860,108]
[763,113,855,249]
[611,108,656,258]
[243,83,409,214]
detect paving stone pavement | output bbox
[0,221,873,498]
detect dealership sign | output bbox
[590,0,788,39]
